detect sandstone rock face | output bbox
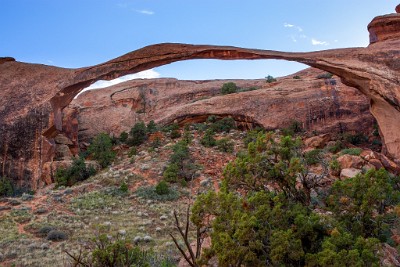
[68,68,374,145]
[0,7,399,189]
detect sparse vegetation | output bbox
[163,140,196,184]
[146,120,158,134]
[282,119,303,135]
[304,149,323,165]
[200,129,216,147]
[293,75,301,79]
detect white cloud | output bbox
[283,22,303,32]
[77,69,160,98]
[135,9,154,15]
[311,38,329,46]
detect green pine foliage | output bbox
[88,133,116,168]
[0,177,14,197]
[55,157,96,187]
[128,121,148,146]
[200,129,216,147]
[189,132,399,266]
[220,82,238,95]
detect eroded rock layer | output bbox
[0,7,399,189]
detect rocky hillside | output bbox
[0,120,398,266]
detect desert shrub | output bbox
[293,75,301,79]
[340,147,362,156]
[0,177,14,197]
[66,234,175,267]
[128,121,148,146]
[55,157,96,187]
[163,140,196,184]
[304,149,323,165]
[46,230,68,241]
[282,120,303,136]
[210,117,236,133]
[37,225,56,238]
[155,180,170,195]
[344,132,368,145]
[316,72,333,79]
[221,82,238,95]
[329,158,341,176]
[162,123,179,133]
[201,129,217,147]
[327,140,345,153]
[119,182,129,194]
[192,123,208,132]
[266,75,277,83]
[244,129,265,147]
[146,120,158,133]
[128,147,137,157]
[88,133,116,168]
[70,191,120,211]
[170,129,181,139]
[206,115,218,123]
[216,138,234,153]
[119,131,128,143]
[238,87,258,93]
[135,185,180,201]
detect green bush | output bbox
[266,75,277,83]
[327,140,345,153]
[136,185,180,201]
[201,129,216,147]
[304,149,323,165]
[55,157,96,187]
[210,117,236,133]
[66,233,175,266]
[163,140,196,183]
[128,121,148,146]
[119,182,129,193]
[128,147,137,157]
[119,131,128,143]
[282,120,303,136]
[329,158,341,176]
[46,230,68,241]
[155,180,170,195]
[146,120,158,134]
[221,82,238,95]
[162,123,179,133]
[316,72,333,79]
[344,132,368,145]
[340,148,362,156]
[293,75,301,79]
[88,133,116,168]
[170,129,181,139]
[216,138,234,153]
[163,163,179,183]
[0,177,14,197]
[206,115,218,123]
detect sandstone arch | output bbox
[0,8,399,188]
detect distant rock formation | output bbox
[0,6,399,189]
[67,68,373,146]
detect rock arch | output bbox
[0,7,399,188]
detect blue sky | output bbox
[1,1,398,83]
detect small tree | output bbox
[128,121,147,146]
[201,129,216,147]
[146,120,158,134]
[266,75,277,83]
[0,177,13,197]
[220,82,238,95]
[88,133,116,168]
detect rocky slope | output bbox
[0,6,399,189]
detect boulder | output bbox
[340,168,362,179]
[304,134,331,149]
[54,134,73,145]
[337,154,364,169]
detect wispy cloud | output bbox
[283,22,303,32]
[311,38,329,46]
[135,9,154,15]
[76,69,160,98]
